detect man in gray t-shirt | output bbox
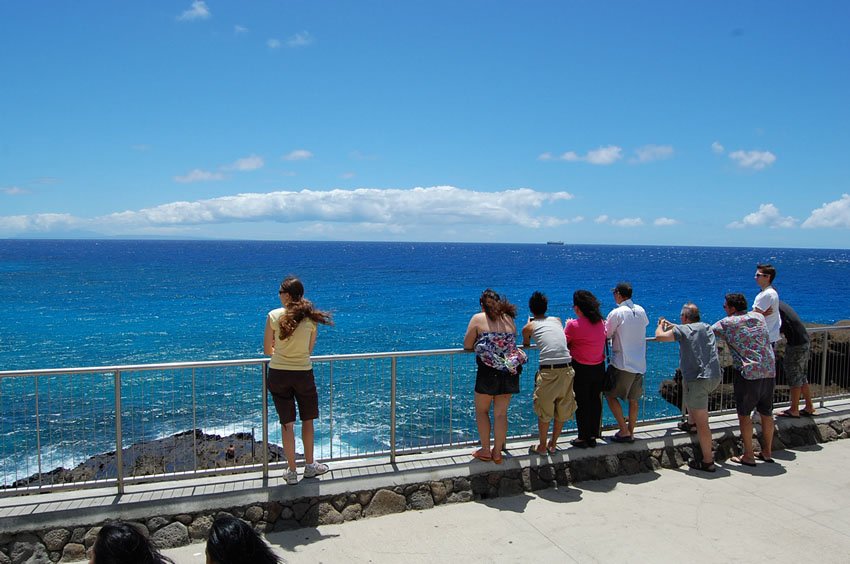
[522,291,576,454]
[655,302,721,472]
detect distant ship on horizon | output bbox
[546,240,565,245]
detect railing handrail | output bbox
[3,323,848,378]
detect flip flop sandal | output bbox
[776,409,800,418]
[471,450,492,462]
[677,421,698,433]
[730,455,757,467]
[688,458,717,472]
[756,453,776,463]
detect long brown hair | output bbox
[479,288,518,320]
[277,276,333,340]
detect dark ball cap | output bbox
[612,282,633,299]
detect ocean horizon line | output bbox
[2,237,847,252]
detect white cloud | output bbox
[729,149,776,170]
[177,1,210,21]
[712,141,725,154]
[0,187,578,236]
[287,31,314,47]
[0,213,78,232]
[611,217,644,227]
[802,194,850,228]
[224,155,264,171]
[595,215,643,227]
[234,25,248,34]
[654,217,679,226]
[267,39,282,49]
[632,145,674,163]
[173,169,226,183]
[3,186,27,195]
[727,203,797,229]
[539,145,622,165]
[340,172,356,179]
[282,149,314,161]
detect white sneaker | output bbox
[284,469,298,485]
[303,462,329,478]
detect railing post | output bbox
[328,362,334,460]
[262,362,269,479]
[819,331,829,408]
[390,357,397,464]
[192,367,198,474]
[35,376,42,489]
[449,354,454,446]
[115,370,124,495]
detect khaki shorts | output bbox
[684,375,721,411]
[604,366,643,401]
[533,365,576,423]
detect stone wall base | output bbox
[3,416,849,563]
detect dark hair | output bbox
[573,290,603,324]
[724,293,748,314]
[528,291,548,317]
[277,276,333,340]
[206,515,282,564]
[479,288,518,320]
[91,522,174,564]
[613,282,633,299]
[681,303,700,322]
[756,263,776,283]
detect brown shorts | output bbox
[268,367,319,425]
[604,366,644,401]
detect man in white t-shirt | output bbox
[605,282,649,443]
[752,263,781,345]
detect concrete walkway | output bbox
[165,438,850,564]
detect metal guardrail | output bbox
[1,325,848,497]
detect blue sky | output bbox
[2,1,849,247]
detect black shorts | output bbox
[268,367,319,424]
[474,357,520,396]
[732,369,775,417]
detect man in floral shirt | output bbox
[711,293,776,466]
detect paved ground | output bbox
[165,438,850,564]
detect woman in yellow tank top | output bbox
[263,276,333,485]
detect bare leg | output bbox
[801,383,816,414]
[474,392,493,456]
[302,419,315,465]
[492,394,511,455]
[759,413,775,459]
[550,419,565,447]
[787,386,801,416]
[282,422,297,471]
[536,419,549,453]
[691,409,713,463]
[737,414,756,463]
[627,399,639,436]
[606,396,629,436]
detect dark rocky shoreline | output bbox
[7,430,287,489]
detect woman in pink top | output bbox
[564,290,606,448]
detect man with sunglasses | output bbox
[753,263,781,346]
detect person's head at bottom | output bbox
[206,515,282,564]
[90,522,174,564]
